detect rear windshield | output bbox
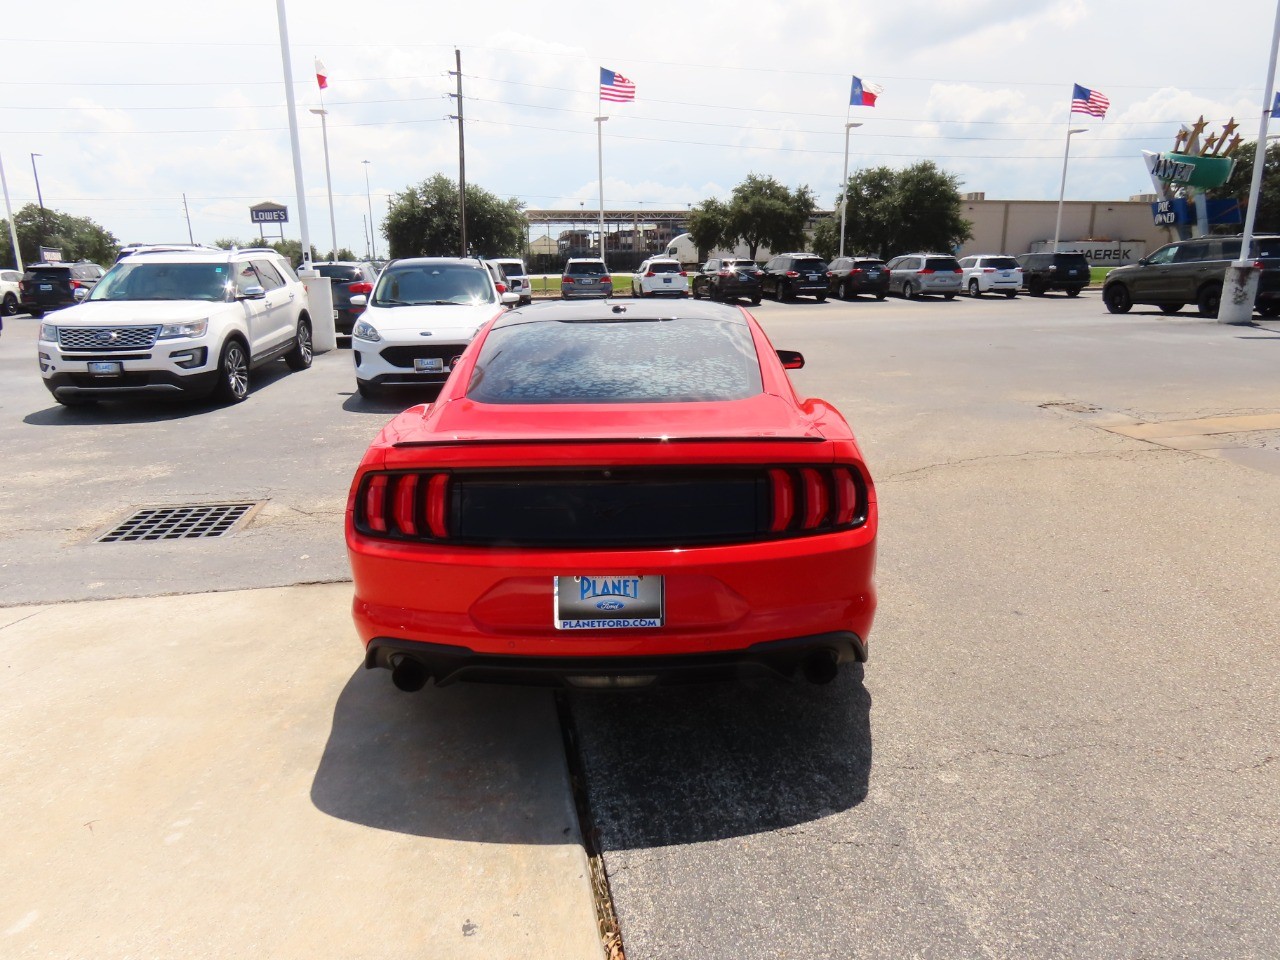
[984,257,1019,269]
[316,265,363,282]
[1254,238,1280,259]
[372,262,495,306]
[1054,254,1089,266]
[926,258,960,271]
[791,258,825,271]
[88,261,233,302]
[494,261,526,276]
[648,261,682,274]
[728,260,757,269]
[566,261,607,276]
[27,267,70,281]
[467,316,763,404]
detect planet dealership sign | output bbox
[1143,117,1240,232]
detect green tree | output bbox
[726,174,815,260]
[0,203,119,267]
[383,174,526,258]
[687,197,732,261]
[837,162,971,258]
[1207,140,1280,233]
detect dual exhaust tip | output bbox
[388,647,841,692]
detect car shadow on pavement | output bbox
[569,667,872,849]
[310,668,579,844]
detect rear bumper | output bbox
[365,631,867,687]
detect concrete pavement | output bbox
[0,583,602,959]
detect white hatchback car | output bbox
[36,247,313,406]
[959,255,1022,298]
[489,257,533,305]
[350,257,516,399]
[631,257,688,298]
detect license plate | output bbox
[414,357,444,373]
[554,574,664,629]
[662,277,672,284]
[579,279,596,285]
[808,274,821,280]
[40,283,52,291]
[333,309,339,320]
[88,361,122,376]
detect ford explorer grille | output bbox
[58,326,160,351]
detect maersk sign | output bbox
[1144,150,1235,188]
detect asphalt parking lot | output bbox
[3,291,1279,958]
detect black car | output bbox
[827,256,890,300]
[19,261,106,318]
[692,258,762,304]
[1017,252,1090,297]
[314,261,379,334]
[1101,235,1280,318]
[761,253,829,302]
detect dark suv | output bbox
[761,253,829,302]
[1101,235,1280,317]
[692,258,762,304]
[314,261,379,334]
[827,256,890,300]
[20,261,106,317]
[1017,252,1090,297]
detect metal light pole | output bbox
[272,0,313,273]
[0,153,23,269]
[1052,128,1088,252]
[838,121,863,259]
[595,116,608,260]
[362,160,377,260]
[309,108,338,260]
[30,153,44,213]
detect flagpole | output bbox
[312,77,338,261]
[596,94,607,262]
[839,101,851,260]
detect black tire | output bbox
[284,318,313,371]
[1258,303,1280,317]
[969,280,982,298]
[214,338,250,404]
[1027,281,1045,297]
[1,293,16,317]
[841,281,854,301]
[1004,291,1017,299]
[356,379,381,400]
[815,294,826,303]
[943,292,956,301]
[1103,283,1132,314]
[875,292,886,301]
[1159,303,1184,315]
[28,308,44,319]
[750,296,761,306]
[779,283,793,303]
[1196,284,1222,317]
[902,281,917,300]
[1066,288,1081,298]
[691,283,702,300]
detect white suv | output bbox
[959,254,1022,298]
[37,248,313,406]
[488,257,533,305]
[631,257,688,298]
[350,257,514,399]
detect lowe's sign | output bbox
[249,202,289,224]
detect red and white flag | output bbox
[315,58,328,91]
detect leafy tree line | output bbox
[384,174,526,259]
[1208,140,1280,232]
[1,203,119,267]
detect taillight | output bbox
[785,270,799,278]
[850,268,863,275]
[983,268,996,274]
[645,271,656,277]
[679,271,687,277]
[768,465,864,534]
[349,281,373,295]
[719,270,733,278]
[754,270,763,277]
[954,267,963,274]
[601,275,612,284]
[562,276,573,283]
[919,268,935,275]
[1254,259,1265,270]
[69,280,82,289]
[495,282,507,294]
[360,472,450,540]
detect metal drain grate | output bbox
[98,503,258,543]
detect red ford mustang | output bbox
[345,299,877,690]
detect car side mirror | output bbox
[239,285,267,300]
[501,291,519,307]
[349,294,367,307]
[776,349,805,370]
[1137,257,1149,266]
[73,286,89,300]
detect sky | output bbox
[2,0,1276,257]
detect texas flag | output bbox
[850,76,882,107]
[315,58,328,91]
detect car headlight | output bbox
[39,323,58,342]
[352,319,381,342]
[158,319,209,339]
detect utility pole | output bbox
[182,193,194,244]
[450,48,468,256]
[0,152,22,269]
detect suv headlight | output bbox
[39,323,58,342]
[352,319,381,342]
[158,319,209,339]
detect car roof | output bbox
[492,298,750,330]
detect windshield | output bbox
[648,262,682,274]
[467,316,763,404]
[985,257,1019,269]
[372,263,495,306]
[566,261,607,276]
[88,261,233,302]
[316,265,363,282]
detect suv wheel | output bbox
[1103,284,1132,314]
[969,280,982,298]
[841,281,854,300]
[2,293,16,316]
[1196,284,1222,317]
[1066,288,1081,298]
[779,282,793,303]
[1159,303,1184,314]
[902,281,917,300]
[214,338,250,404]
[1027,280,1045,297]
[691,282,702,300]
[28,308,44,319]
[285,318,313,371]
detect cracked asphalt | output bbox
[3,295,1279,958]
